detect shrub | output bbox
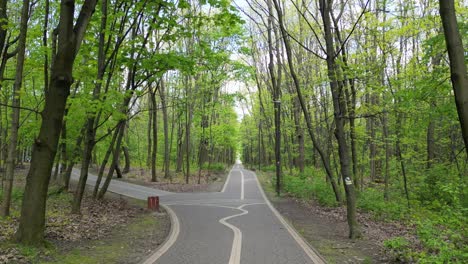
[357,188,408,221]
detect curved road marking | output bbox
[218,204,254,264]
[142,205,180,264]
[250,170,327,264]
[142,202,266,264]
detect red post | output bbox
[147,196,159,211]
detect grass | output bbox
[252,164,468,263]
[41,214,161,264]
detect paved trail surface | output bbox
[71,164,325,264]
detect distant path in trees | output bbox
[71,164,326,264]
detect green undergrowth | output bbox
[252,165,467,263]
[200,162,227,172]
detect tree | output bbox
[17,0,98,245]
[439,0,468,157]
[0,0,30,217]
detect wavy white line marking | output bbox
[219,203,260,264]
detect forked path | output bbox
[71,164,326,264]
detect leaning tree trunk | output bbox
[0,0,29,217]
[98,121,125,199]
[17,0,98,245]
[439,0,468,157]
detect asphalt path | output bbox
[71,164,326,264]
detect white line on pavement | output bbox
[240,170,244,200]
[142,205,180,264]
[218,203,255,264]
[221,167,234,193]
[249,170,327,264]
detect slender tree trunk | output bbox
[176,117,183,172]
[98,122,125,199]
[159,79,170,179]
[72,0,108,214]
[272,0,341,202]
[93,125,119,198]
[62,132,84,191]
[150,87,158,182]
[122,146,130,174]
[382,113,390,201]
[0,0,29,217]
[319,0,360,238]
[147,93,152,168]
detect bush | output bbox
[281,172,340,207]
[384,237,412,262]
[357,188,408,221]
[415,164,463,210]
[201,163,226,172]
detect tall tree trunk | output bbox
[426,119,435,169]
[61,131,84,191]
[319,0,360,238]
[176,117,183,172]
[17,0,98,245]
[97,121,125,199]
[72,0,108,214]
[122,146,130,174]
[382,113,390,201]
[159,79,170,179]
[93,125,119,198]
[439,0,468,157]
[272,0,341,202]
[147,93,152,168]
[150,87,158,182]
[0,0,29,217]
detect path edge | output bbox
[221,165,234,192]
[251,169,328,264]
[140,204,180,264]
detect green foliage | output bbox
[280,168,340,207]
[414,164,464,210]
[357,188,408,221]
[383,237,412,262]
[201,162,226,172]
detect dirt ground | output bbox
[0,166,170,264]
[101,167,228,193]
[259,175,413,263]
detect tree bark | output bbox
[72,0,108,214]
[319,0,360,238]
[439,0,468,157]
[17,0,97,245]
[97,121,125,199]
[159,79,170,179]
[122,146,130,174]
[272,0,341,202]
[93,125,119,198]
[150,86,158,182]
[0,0,29,217]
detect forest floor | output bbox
[256,170,414,264]
[106,167,228,193]
[0,166,170,264]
